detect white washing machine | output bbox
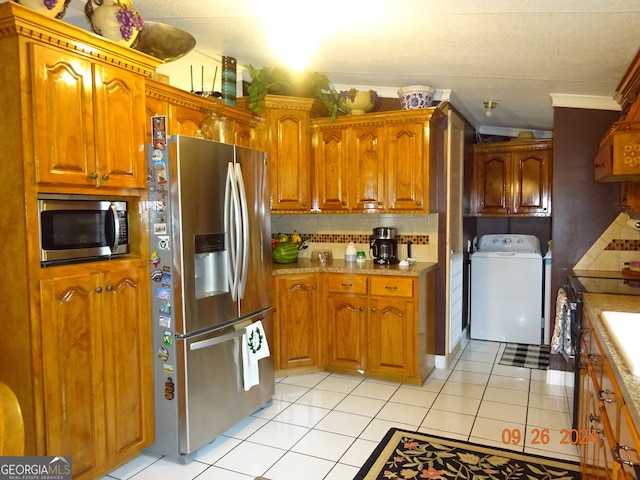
[470,234,543,345]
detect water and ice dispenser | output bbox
[194,233,228,299]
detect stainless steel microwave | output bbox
[38,197,129,266]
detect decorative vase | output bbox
[342,89,377,115]
[87,2,144,47]
[14,0,70,18]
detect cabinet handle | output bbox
[385,285,397,290]
[95,286,102,293]
[612,445,639,466]
[341,283,353,287]
[312,285,317,289]
[106,285,113,292]
[90,172,98,179]
[371,307,377,312]
[588,353,601,363]
[598,389,616,403]
[590,426,604,435]
[102,174,110,181]
[359,307,364,312]
[589,413,600,423]
[377,201,383,206]
[302,202,307,207]
[415,201,421,206]
[342,201,347,206]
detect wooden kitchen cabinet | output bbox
[273,273,321,370]
[32,44,146,189]
[578,310,640,479]
[312,109,444,213]
[238,95,326,212]
[368,276,416,377]
[594,121,640,182]
[621,182,640,211]
[326,274,369,369]
[472,139,552,216]
[40,263,153,480]
[0,4,158,475]
[314,127,351,211]
[145,79,260,147]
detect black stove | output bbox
[563,270,640,431]
[570,272,640,296]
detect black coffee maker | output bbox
[370,227,399,265]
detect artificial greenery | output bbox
[244,65,346,123]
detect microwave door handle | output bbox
[235,163,249,300]
[107,203,120,253]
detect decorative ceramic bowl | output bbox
[341,89,377,114]
[398,85,436,110]
[14,0,70,18]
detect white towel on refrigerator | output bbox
[242,320,270,391]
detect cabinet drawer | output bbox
[370,276,413,297]
[328,274,367,294]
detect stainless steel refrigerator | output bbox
[145,134,274,463]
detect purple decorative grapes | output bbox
[43,0,59,10]
[115,7,144,41]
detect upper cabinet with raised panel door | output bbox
[472,139,552,216]
[2,2,160,195]
[145,79,261,148]
[237,95,326,212]
[311,109,445,213]
[32,44,148,190]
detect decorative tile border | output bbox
[605,239,640,251]
[273,233,430,245]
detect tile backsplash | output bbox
[271,213,438,262]
[574,213,640,271]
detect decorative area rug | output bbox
[354,428,580,480]
[499,342,550,370]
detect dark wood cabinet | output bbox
[473,140,552,216]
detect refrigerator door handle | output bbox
[235,163,249,300]
[224,162,241,300]
[189,329,245,351]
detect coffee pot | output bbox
[370,227,399,265]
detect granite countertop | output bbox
[272,258,438,277]
[582,293,640,428]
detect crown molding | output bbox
[550,93,621,111]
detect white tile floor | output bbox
[101,339,578,480]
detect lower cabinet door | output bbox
[102,265,154,467]
[368,297,415,377]
[275,274,320,369]
[326,293,367,369]
[40,273,107,479]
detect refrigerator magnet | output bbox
[162,330,173,346]
[164,377,175,400]
[159,315,171,328]
[156,346,169,361]
[153,223,167,235]
[151,269,163,282]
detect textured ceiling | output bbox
[63,0,640,136]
